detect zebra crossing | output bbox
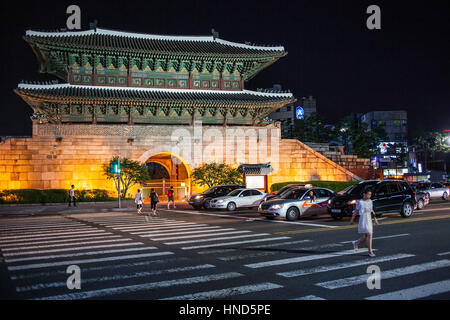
[1,214,449,300]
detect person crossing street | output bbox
[135,189,144,215]
[167,186,176,209]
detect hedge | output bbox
[270,181,359,193]
[0,189,116,204]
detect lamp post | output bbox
[117,156,121,209]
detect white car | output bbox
[209,188,267,211]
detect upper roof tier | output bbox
[24,28,287,82]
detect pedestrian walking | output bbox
[350,188,379,257]
[135,189,143,215]
[150,188,159,217]
[167,186,176,209]
[68,185,77,207]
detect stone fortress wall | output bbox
[0,122,360,194]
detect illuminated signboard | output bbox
[296,106,304,119]
[245,175,265,189]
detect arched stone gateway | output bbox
[143,152,191,201]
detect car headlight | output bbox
[270,204,283,210]
[195,195,202,199]
[328,199,332,205]
[347,200,357,205]
[217,199,224,203]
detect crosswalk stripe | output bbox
[365,279,450,300]
[130,224,211,234]
[316,259,450,289]
[197,249,236,255]
[135,226,223,236]
[16,264,216,292]
[152,230,251,241]
[244,249,369,269]
[0,227,96,236]
[0,235,123,248]
[35,272,243,300]
[10,257,188,280]
[291,295,326,300]
[248,239,312,249]
[164,233,270,245]
[277,253,415,278]
[438,252,450,256]
[5,245,153,263]
[3,241,141,257]
[160,282,282,300]
[0,232,113,244]
[7,251,174,271]
[182,236,291,250]
[106,221,186,228]
[340,234,410,244]
[0,229,108,240]
[0,223,83,231]
[111,222,199,230]
[219,243,342,262]
[1,238,132,252]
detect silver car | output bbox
[258,187,335,221]
[417,182,449,200]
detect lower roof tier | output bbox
[15,83,295,126]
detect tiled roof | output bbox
[25,28,285,56]
[16,83,294,103]
[238,163,274,175]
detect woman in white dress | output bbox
[350,189,379,257]
[135,189,143,215]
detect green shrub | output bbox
[0,189,115,204]
[270,181,359,193]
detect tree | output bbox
[103,156,150,198]
[412,131,450,171]
[292,112,336,143]
[192,162,243,188]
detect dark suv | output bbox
[188,184,245,209]
[328,180,416,220]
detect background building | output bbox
[360,110,409,178]
[267,84,316,137]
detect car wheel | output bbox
[286,207,299,221]
[193,205,201,210]
[443,192,448,200]
[417,199,424,210]
[426,193,431,200]
[227,202,236,211]
[400,201,413,218]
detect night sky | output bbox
[1,0,449,137]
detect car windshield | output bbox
[344,182,379,196]
[275,186,293,195]
[227,189,242,197]
[202,186,220,195]
[281,188,308,200]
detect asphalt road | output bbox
[0,200,449,300]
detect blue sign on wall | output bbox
[296,106,304,119]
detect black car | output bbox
[188,184,245,209]
[408,183,430,210]
[328,180,416,220]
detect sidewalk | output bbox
[0,201,191,216]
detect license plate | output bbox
[331,209,341,213]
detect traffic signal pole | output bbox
[117,156,121,209]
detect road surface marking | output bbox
[16,264,216,292]
[258,219,337,228]
[164,233,270,245]
[248,239,312,249]
[197,249,237,255]
[340,234,410,244]
[291,295,326,300]
[244,249,370,269]
[5,245,154,263]
[0,229,108,240]
[3,241,142,257]
[0,223,84,231]
[0,227,97,236]
[160,282,282,300]
[165,210,266,221]
[437,252,450,256]
[129,224,214,233]
[181,236,291,250]
[316,259,450,289]
[108,221,190,229]
[7,251,174,271]
[35,272,243,300]
[0,235,123,248]
[152,230,251,241]
[111,222,201,230]
[277,253,415,278]
[10,257,188,280]
[134,226,224,236]
[365,279,450,300]
[0,232,113,244]
[1,238,133,252]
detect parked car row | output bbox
[188,179,440,222]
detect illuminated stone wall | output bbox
[0,122,360,194]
